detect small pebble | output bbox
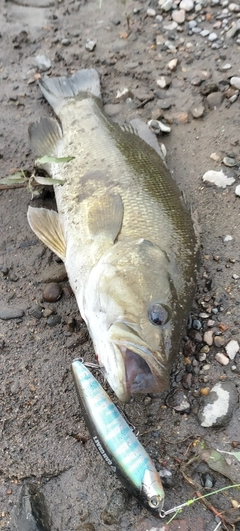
[156,76,171,89]
[191,103,205,118]
[222,156,237,167]
[43,283,62,303]
[0,307,24,320]
[180,0,194,11]
[225,339,239,360]
[200,387,210,396]
[214,336,225,347]
[85,40,96,52]
[28,305,42,319]
[219,63,232,72]
[206,92,224,109]
[234,185,240,197]
[147,8,156,16]
[223,235,233,242]
[208,32,218,42]
[160,0,173,12]
[167,58,178,71]
[215,352,229,365]
[166,388,190,412]
[61,38,71,46]
[172,9,185,24]
[47,314,61,327]
[204,330,213,346]
[230,77,240,90]
[35,55,51,72]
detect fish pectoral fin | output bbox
[87,193,123,244]
[29,117,62,160]
[27,206,66,261]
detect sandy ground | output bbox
[1,1,240,530]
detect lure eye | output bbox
[148,303,171,327]
[148,495,162,509]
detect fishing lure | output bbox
[71,359,165,514]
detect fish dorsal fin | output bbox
[27,206,66,261]
[121,118,165,160]
[29,117,62,157]
[87,193,123,242]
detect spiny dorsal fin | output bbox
[29,117,62,157]
[27,206,66,261]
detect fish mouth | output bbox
[108,320,170,402]
[120,345,168,397]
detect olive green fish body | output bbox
[28,69,198,402]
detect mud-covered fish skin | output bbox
[71,359,165,513]
[27,68,198,402]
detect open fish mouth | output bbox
[118,345,167,397]
[124,348,157,394]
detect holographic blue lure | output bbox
[71,359,164,514]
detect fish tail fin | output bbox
[38,69,101,113]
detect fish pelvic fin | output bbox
[29,117,62,173]
[38,69,101,113]
[27,206,66,261]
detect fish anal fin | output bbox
[28,117,62,158]
[27,206,66,261]
[87,193,123,244]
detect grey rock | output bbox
[166,388,190,412]
[191,102,205,118]
[198,381,238,427]
[29,305,42,319]
[61,38,71,46]
[206,92,224,109]
[47,314,61,327]
[200,29,210,37]
[208,32,218,42]
[0,306,24,320]
[35,55,51,72]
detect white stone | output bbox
[180,0,194,10]
[208,32,218,42]
[235,185,240,197]
[215,352,229,365]
[164,21,178,30]
[223,235,233,242]
[225,339,239,360]
[172,9,185,23]
[230,77,240,90]
[167,58,178,71]
[160,0,173,11]
[147,120,171,134]
[202,170,235,188]
[200,383,229,427]
[147,8,156,17]
[229,3,240,12]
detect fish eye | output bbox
[148,495,162,509]
[148,303,170,326]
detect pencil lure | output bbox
[71,359,165,514]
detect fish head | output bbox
[83,239,187,402]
